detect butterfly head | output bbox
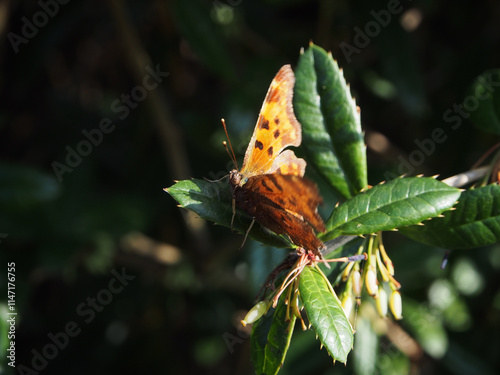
[229,169,246,188]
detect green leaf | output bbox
[400,184,500,249]
[323,177,461,241]
[294,43,367,199]
[299,266,353,363]
[251,296,296,375]
[165,178,291,248]
[469,69,500,135]
[172,0,236,82]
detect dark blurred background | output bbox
[1,0,500,374]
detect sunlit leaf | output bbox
[299,266,353,363]
[400,184,500,249]
[294,43,367,199]
[323,177,460,241]
[166,178,291,248]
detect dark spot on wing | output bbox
[274,117,280,125]
[260,178,273,192]
[273,129,280,139]
[268,175,283,191]
[277,198,285,206]
[261,119,270,130]
[267,146,273,157]
[255,140,264,150]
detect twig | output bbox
[322,235,358,258]
[441,166,489,188]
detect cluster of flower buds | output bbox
[340,234,402,320]
[241,274,307,329]
[241,235,403,329]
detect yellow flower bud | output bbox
[241,301,267,326]
[389,290,403,320]
[375,287,388,317]
[341,261,355,282]
[365,268,378,297]
[352,270,362,297]
[341,294,354,319]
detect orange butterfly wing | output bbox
[239,65,305,179]
[229,65,326,256]
[234,175,326,254]
[240,173,326,229]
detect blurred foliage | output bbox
[1,0,500,374]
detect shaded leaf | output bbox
[0,163,60,211]
[323,177,461,241]
[165,178,291,248]
[299,266,353,363]
[294,43,367,199]
[251,296,296,375]
[400,184,500,249]
[172,0,236,82]
[469,69,500,135]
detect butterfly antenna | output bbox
[221,118,238,170]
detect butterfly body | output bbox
[227,65,326,257]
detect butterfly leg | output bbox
[240,218,255,248]
[231,195,236,231]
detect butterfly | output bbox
[226,65,326,258]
